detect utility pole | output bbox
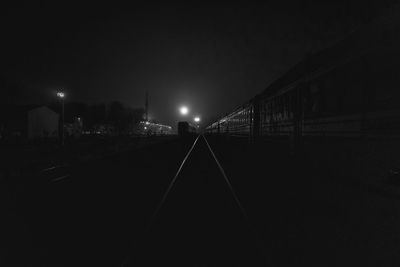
[62,98,64,145]
[57,91,65,146]
[145,91,149,122]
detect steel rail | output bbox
[202,134,269,264]
[121,135,201,267]
[145,134,200,232]
[201,134,250,224]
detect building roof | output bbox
[28,105,59,115]
[259,6,400,99]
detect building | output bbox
[28,106,59,139]
[137,121,173,135]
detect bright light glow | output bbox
[144,127,147,130]
[145,121,150,125]
[180,106,189,115]
[194,117,200,122]
[57,92,65,98]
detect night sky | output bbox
[1,1,396,127]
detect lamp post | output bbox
[57,91,65,146]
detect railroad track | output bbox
[40,164,71,183]
[122,134,268,266]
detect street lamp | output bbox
[57,91,65,145]
[180,106,189,115]
[194,117,200,123]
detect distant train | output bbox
[206,14,400,147]
[178,121,197,136]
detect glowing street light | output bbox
[194,117,200,123]
[180,106,189,115]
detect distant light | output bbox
[180,106,189,115]
[144,126,147,130]
[145,121,150,125]
[194,117,200,122]
[57,92,65,98]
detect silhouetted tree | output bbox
[87,103,107,129]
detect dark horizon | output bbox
[1,1,397,127]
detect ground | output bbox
[1,135,400,266]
